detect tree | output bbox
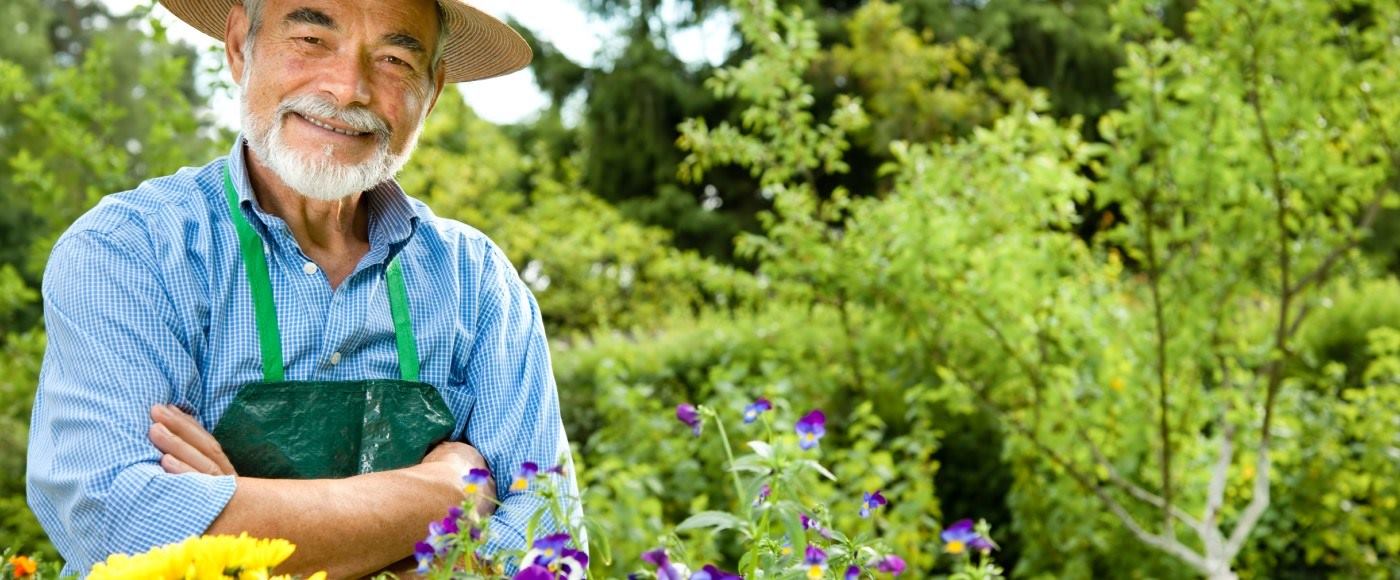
[680,0,1400,576]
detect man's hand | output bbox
[420,441,498,518]
[148,404,236,476]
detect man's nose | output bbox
[318,49,374,108]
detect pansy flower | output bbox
[555,548,589,580]
[803,545,827,580]
[876,554,906,576]
[689,564,742,580]
[512,462,540,492]
[463,468,491,495]
[795,410,826,450]
[523,533,571,567]
[844,565,861,580]
[860,490,887,518]
[754,483,772,507]
[743,397,773,424]
[941,519,998,555]
[413,541,437,574]
[800,513,834,540]
[513,566,554,580]
[642,548,686,580]
[970,535,1000,553]
[426,506,463,554]
[676,404,702,436]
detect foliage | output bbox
[824,1,1033,153]
[401,92,760,338]
[679,0,1400,577]
[410,395,1003,579]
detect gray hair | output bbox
[239,0,447,81]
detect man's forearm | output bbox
[207,461,475,578]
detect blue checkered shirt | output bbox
[27,137,578,575]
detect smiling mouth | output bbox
[295,112,372,138]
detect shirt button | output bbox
[303,262,318,275]
[330,352,342,365]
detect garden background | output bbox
[2,0,1399,577]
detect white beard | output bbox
[241,92,422,202]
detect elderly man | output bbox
[26,0,577,576]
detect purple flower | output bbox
[513,566,554,580]
[546,464,568,476]
[754,483,771,507]
[469,525,483,542]
[676,404,702,436]
[690,564,742,580]
[463,468,491,495]
[557,548,590,579]
[860,490,887,518]
[743,397,773,423]
[941,519,980,555]
[876,554,906,575]
[642,548,685,580]
[845,565,862,580]
[799,513,833,539]
[424,506,463,554]
[795,410,826,450]
[512,462,540,492]
[535,532,570,556]
[413,541,436,574]
[969,536,1000,553]
[804,545,827,578]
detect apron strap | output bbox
[386,258,420,382]
[223,164,285,382]
[221,163,421,383]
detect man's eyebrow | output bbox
[384,32,427,54]
[283,7,337,29]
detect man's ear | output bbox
[226,4,251,86]
[425,64,447,116]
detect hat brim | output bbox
[157,0,533,83]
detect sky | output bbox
[100,0,735,126]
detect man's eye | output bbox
[384,56,412,68]
[297,36,322,45]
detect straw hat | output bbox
[157,0,533,83]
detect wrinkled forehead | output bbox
[257,0,443,48]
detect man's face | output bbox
[229,0,445,200]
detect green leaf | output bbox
[800,459,838,481]
[675,510,750,535]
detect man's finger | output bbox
[159,453,199,475]
[151,404,237,475]
[148,421,224,476]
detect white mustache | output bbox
[277,94,390,139]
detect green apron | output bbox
[211,166,455,479]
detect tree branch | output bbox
[1080,427,1205,533]
[960,383,1211,574]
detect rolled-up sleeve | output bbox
[27,229,235,575]
[463,241,582,566]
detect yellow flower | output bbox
[8,555,38,578]
[946,539,966,555]
[87,534,310,580]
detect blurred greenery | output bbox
[4,0,1400,578]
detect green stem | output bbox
[712,413,748,508]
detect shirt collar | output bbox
[225,134,425,250]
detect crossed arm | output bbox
[148,404,495,578]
